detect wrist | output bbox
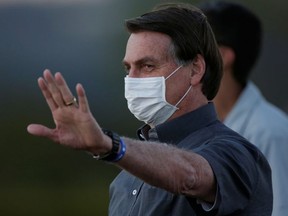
[87,131,112,156]
[92,129,126,162]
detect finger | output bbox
[43,69,65,107]
[76,83,90,113]
[38,77,57,111]
[54,72,77,107]
[27,124,59,142]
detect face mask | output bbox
[124,65,192,127]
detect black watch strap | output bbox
[93,129,121,161]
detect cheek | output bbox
[165,75,191,104]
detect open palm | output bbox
[27,69,105,152]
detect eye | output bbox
[142,64,155,72]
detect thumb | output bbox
[27,124,54,138]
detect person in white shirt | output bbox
[200,2,288,215]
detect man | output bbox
[27,3,272,215]
[200,2,288,215]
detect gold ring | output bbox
[65,97,77,106]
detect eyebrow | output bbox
[122,56,158,67]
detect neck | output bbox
[169,85,208,122]
[213,69,243,122]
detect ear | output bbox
[218,46,235,70]
[190,54,206,85]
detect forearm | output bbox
[116,137,216,202]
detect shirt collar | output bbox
[137,103,218,144]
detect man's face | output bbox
[123,31,192,110]
[123,31,178,78]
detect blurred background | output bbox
[0,0,287,215]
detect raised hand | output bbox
[27,69,110,154]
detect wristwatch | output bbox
[93,129,121,161]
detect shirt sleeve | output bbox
[195,138,261,215]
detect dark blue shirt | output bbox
[109,103,272,215]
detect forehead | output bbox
[123,31,173,64]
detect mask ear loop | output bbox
[175,85,192,107]
[165,65,192,108]
[165,65,183,80]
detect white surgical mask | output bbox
[124,65,192,127]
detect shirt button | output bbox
[132,189,137,195]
